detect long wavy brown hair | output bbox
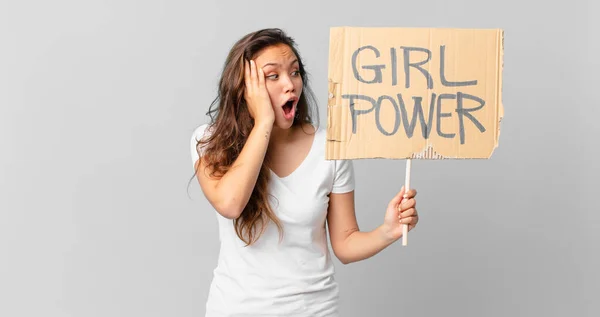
[193,28,319,246]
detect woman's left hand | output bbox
[381,186,419,242]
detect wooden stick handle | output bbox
[402,159,412,246]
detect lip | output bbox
[281,95,299,107]
[281,95,298,120]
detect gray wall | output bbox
[1,0,598,316]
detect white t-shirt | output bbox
[190,124,355,317]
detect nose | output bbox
[282,75,295,93]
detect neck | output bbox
[269,124,297,147]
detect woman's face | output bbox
[253,43,303,130]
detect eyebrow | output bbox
[262,59,299,69]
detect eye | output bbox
[266,74,278,80]
[291,70,301,77]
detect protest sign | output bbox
[326,27,504,244]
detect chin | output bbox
[274,118,295,130]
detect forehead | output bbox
[254,44,298,65]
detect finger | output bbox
[251,60,258,88]
[397,198,416,212]
[388,186,405,209]
[244,60,251,91]
[408,223,417,231]
[258,64,266,87]
[403,189,417,199]
[409,215,419,228]
[398,215,416,225]
[398,207,417,219]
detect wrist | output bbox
[253,119,274,131]
[376,224,398,245]
[254,118,274,129]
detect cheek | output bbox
[295,78,304,93]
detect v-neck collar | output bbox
[268,127,319,180]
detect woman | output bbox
[190,28,419,317]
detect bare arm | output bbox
[327,191,393,264]
[194,59,275,219]
[327,188,418,264]
[195,121,272,219]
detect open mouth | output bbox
[282,98,297,119]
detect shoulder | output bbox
[310,124,330,158]
[191,123,213,141]
[305,123,325,146]
[315,125,354,193]
[190,123,214,165]
[304,124,355,194]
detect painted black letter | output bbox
[342,94,377,134]
[440,45,477,87]
[352,46,385,84]
[436,94,456,139]
[391,47,398,86]
[375,95,400,136]
[397,93,436,139]
[455,92,486,144]
[400,46,433,89]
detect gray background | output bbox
[1,0,598,316]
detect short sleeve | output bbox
[332,159,355,194]
[190,124,211,167]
